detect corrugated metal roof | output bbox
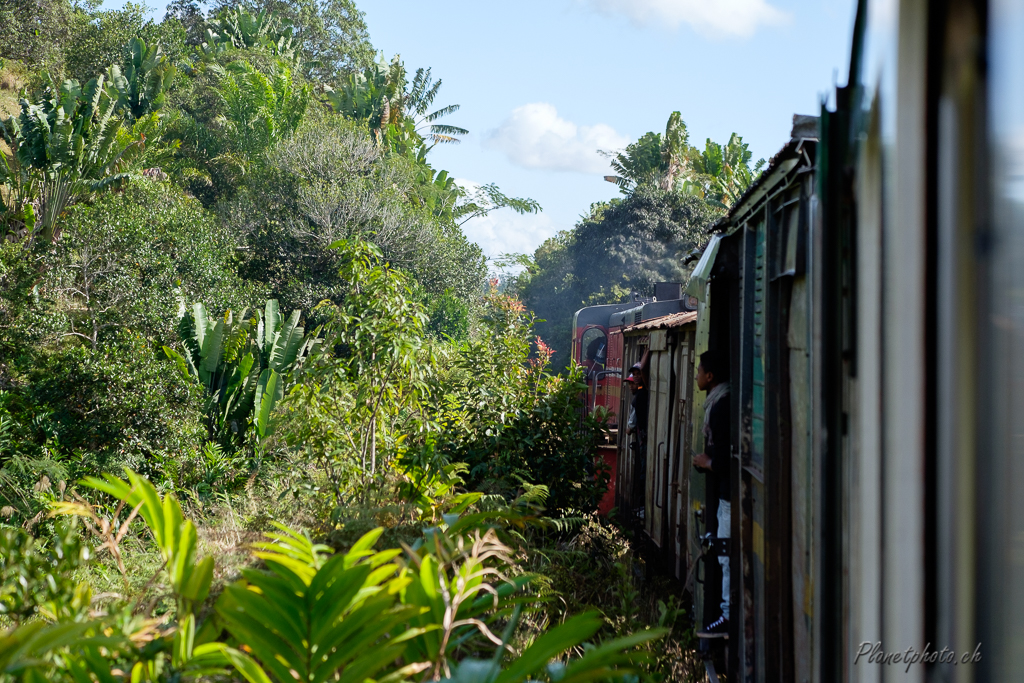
[623,310,697,333]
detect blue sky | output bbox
[358,0,857,260]
[112,0,858,260]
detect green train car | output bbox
[601,0,1024,679]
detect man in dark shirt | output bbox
[623,362,649,510]
[692,350,731,637]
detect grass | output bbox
[0,60,26,119]
[0,60,28,161]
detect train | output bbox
[571,0,1024,680]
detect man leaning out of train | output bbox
[623,362,649,515]
[692,350,732,638]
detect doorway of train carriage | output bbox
[759,177,806,683]
[616,333,647,515]
[725,173,808,681]
[691,235,737,650]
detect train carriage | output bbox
[615,309,697,577]
[688,122,820,681]
[574,0,1024,679]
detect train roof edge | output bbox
[710,114,820,236]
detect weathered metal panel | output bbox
[674,334,694,579]
[752,220,767,683]
[752,223,767,472]
[751,476,767,683]
[783,202,802,276]
[663,340,680,568]
[617,336,644,512]
[624,311,698,332]
[649,329,667,351]
[737,222,758,682]
[787,277,814,683]
[646,349,671,546]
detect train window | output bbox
[581,328,607,366]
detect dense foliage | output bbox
[0,1,708,678]
[0,472,671,682]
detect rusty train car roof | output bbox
[622,310,697,333]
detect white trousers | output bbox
[717,499,731,620]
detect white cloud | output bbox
[455,179,562,258]
[581,0,789,37]
[484,103,630,174]
[462,211,561,259]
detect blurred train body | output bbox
[572,0,1024,679]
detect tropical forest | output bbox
[0,0,765,680]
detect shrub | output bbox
[49,179,256,347]
[0,332,206,516]
[423,288,470,342]
[428,294,609,514]
[221,117,485,312]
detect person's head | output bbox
[624,362,644,388]
[696,351,728,391]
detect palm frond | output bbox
[427,134,461,145]
[420,79,442,111]
[429,124,469,136]
[424,104,459,122]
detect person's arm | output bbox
[694,399,730,471]
[708,399,731,477]
[635,389,649,432]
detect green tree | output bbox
[63,3,154,84]
[207,5,293,50]
[214,0,373,80]
[452,181,541,226]
[422,293,610,513]
[215,59,309,161]
[109,37,177,120]
[280,239,432,501]
[686,131,766,208]
[200,5,305,66]
[602,131,663,193]
[41,180,252,347]
[0,332,207,512]
[603,111,764,208]
[168,54,310,205]
[164,299,315,448]
[164,0,208,46]
[221,117,485,312]
[404,65,468,146]
[602,111,691,194]
[326,55,467,156]
[422,288,470,342]
[0,0,86,77]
